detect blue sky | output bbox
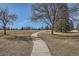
[0,3,46,29]
[0,3,78,29]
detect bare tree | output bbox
[0,8,17,35]
[31,3,57,35]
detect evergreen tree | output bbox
[69,20,74,31]
[54,3,70,32]
[45,26,49,30]
[76,21,79,30]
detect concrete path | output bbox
[31,31,51,56]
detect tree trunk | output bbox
[51,23,54,35]
[4,26,6,35]
[51,28,53,35]
[51,3,56,35]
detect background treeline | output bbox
[0,25,51,30]
[20,26,51,30]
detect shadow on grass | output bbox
[51,34,79,39]
[39,33,79,40]
[4,35,33,41]
[65,32,79,33]
[0,35,5,37]
[53,33,79,36]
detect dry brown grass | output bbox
[38,31,79,56]
[0,30,40,36]
[0,30,40,56]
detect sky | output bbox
[0,3,46,29]
[0,3,78,29]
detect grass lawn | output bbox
[38,30,79,56]
[0,30,40,36]
[0,30,40,56]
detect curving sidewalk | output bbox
[31,31,51,56]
